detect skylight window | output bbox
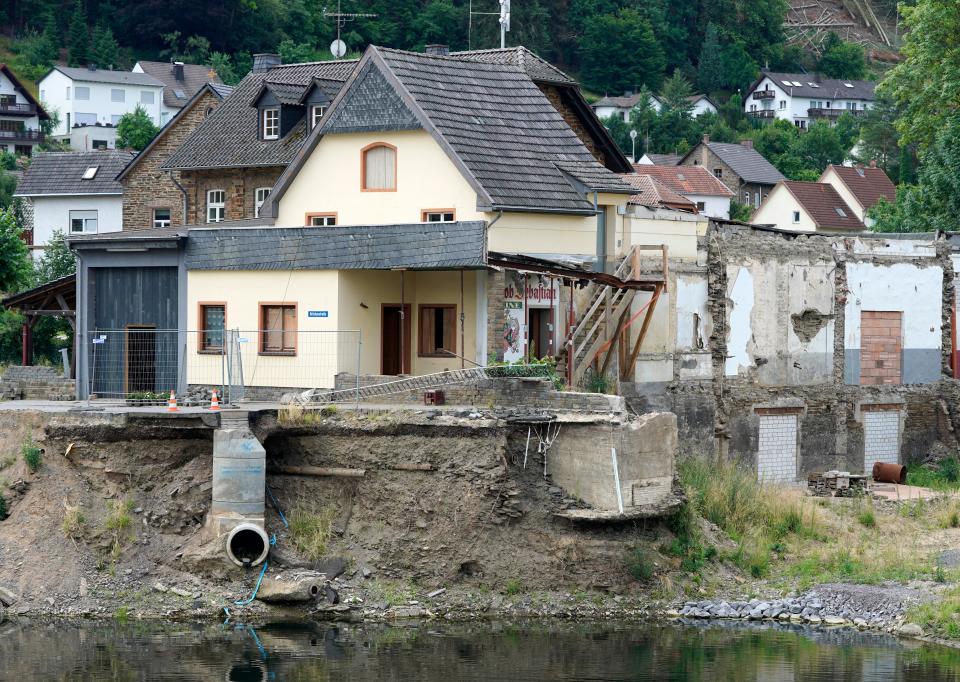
[82,166,98,180]
[174,89,186,99]
[855,167,865,177]
[808,82,819,87]
[844,83,854,88]
[835,207,847,217]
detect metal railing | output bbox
[0,102,37,115]
[0,129,43,141]
[85,328,361,403]
[752,90,776,100]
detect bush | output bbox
[504,579,523,595]
[627,547,656,581]
[22,439,42,472]
[288,502,336,561]
[857,506,876,528]
[0,493,6,520]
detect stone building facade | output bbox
[179,166,284,225]
[119,87,226,231]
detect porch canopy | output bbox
[1,273,76,367]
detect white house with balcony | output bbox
[38,66,164,151]
[0,64,49,156]
[744,71,875,129]
[13,150,134,257]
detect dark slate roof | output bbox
[321,61,421,133]
[15,151,135,196]
[163,59,357,170]
[453,47,575,85]
[751,70,876,101]
[782,181,865,230]
[299,77,346,105]
[135,60,223,108]
[641,153,680,166]
[209,83,235,100]
[592,93,661,109]
[47,65,164,87]
[372,47,632,211]
[700,142,786,185]
[184,222,487,270]
[258,80,308,105]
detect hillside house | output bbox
[636,153,681,166]
[749,180,865,233]
[679,137,785,208]
[0,64,49,157]
[117,82,233,231]
[39,66,165,151]
[629,163,733,219]
[132,61,224,125]
[592,92,716,122]
[818,163,896,227]
[744,70,875,129]
[14,150,134,255]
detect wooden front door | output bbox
[381,304,411,375]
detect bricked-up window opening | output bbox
[260,304,296,355]
[306,213,336,226]
[263,108,279,140]
[153,208,171,228]
[419,305,456,357]
[860,311,902,385]
[863,407,900,477]
[757,413,798,483]
[199,304,225,352]
[362,143,396,191]
[422,210,454,223]
[255,187,271,218]
[207,190,225,223]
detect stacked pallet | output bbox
[807,471,868,497]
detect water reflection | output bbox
[1,619,959,681]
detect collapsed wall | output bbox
[629,225,960,478]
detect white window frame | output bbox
[207,189,225,223]
[255,187,271,218]
[69,209,98,234]
[423,210,455,223]
[792,210,801,224]
[754,192,761,208]
[111,88,125,103]
[153,208,172,229]
[308,214,337,226]
[779,100,786,110]
[311,105,325,130]
[263,108,279,140]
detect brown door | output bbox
[381,304,411,375]
[528,308,553,359]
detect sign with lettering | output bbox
[308,310,329,318]
[504,270,558,305]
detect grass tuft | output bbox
[504,579,523,595]
[62,502,86,540]
[288,501,336,561]
[22,437,42,472]
[857,505,876,528]
[627,546,657,581]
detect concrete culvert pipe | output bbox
[226,523,270,568]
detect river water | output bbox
[2,619,959,681]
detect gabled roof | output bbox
[270,46,633,216]
[592,92,661,109]
[0,64,49,120]
[780,181,865,230]
[623,174,696,211]
[683,142,786,186]
[298,78,343,105]
[15,151,135,196]
[162,59,358,171]
[44,65,164,88]
[453,47,575,85]
[687,94,716,108]
[639,153,681,166]
[821,164,896,211]
[748,70,876,101]
[253,80,307,106]
[134,60,223,109]
[630,163,733,197]
[116,83,231,182]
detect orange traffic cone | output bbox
[167,390,179,412]
[209,389,221,411]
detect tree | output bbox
[276,39,320,65]
[880,0,960,150]
[91,23,120,69]
[115,105,159,151]
[0,208,32,294]
[817,33,866,79]
[697,24,724,94]
[719,42,759,93]
[35,231,76,285]
[788,122,846,176]
[208,52,238,86]
[67,0,90,67]
[580,9,665,94]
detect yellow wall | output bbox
[624,209,707,261]
[187,270,342,389]
[276,129,483,227]
[750,184,816,233]
[338,269,479,376]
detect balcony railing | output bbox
[0,101,37,116]
[753,90,776,100]
[808,107,864,119]
[0,129,44,142]
[748,110,775,119]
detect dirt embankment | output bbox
[0,408,677,622]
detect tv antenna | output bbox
[323,0,377,58]
[468,0,511,50]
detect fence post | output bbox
[355,330,361,409]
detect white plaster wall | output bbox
[624,208,706,261]
[38,70,71,136]
[725,265,754,376]
[844,261,943,351]
[31,195,123,248]
[40,69,163,138]
[690,98,716,118]
[676,274,711,381]
[750,184,816,232]
[67,125,117,150]
[850,237,936,258]
[687,193,730,220]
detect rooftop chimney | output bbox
[173,61,185,81]
[425,44,450,56]
[740,139,753,149]
[869,159,877,168]
[702,134,710,144]
[251,53,282,74]
[87,63,97,71]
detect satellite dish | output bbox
[330,39,347,59]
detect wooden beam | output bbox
[624,284,663,376]
[268,465,365,478]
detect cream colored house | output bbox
[750,180,865,234]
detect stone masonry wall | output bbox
[180,166,284,225]
[121,90,224,231]
[0,366,75,400]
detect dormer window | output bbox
[311,106,325,130]
[361,143,397,192]
[263,108,279,140]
